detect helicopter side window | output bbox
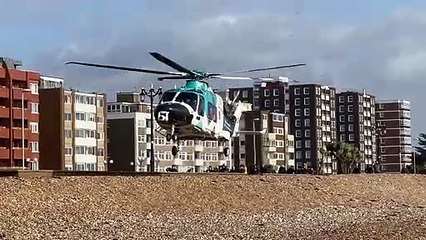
[160,90,177,103]
[208,102,217,122]
[175,92,198,111]
[198,96,205,116]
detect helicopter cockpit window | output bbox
[208,102,217,122]
[175,92,198,111]
[198,96,205,116]
[160,90,177,103]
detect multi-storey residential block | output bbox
[336,90,376,171]
[289,84,337,174]
[229,76,291,114]
[107,92,232,172]
[39,88,107,171]
[0,57,40,168]
[375,100,412,172]
[233,110,295,171]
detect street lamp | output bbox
[21,88,31,170]
[140,84,162,173]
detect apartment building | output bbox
[336,90,376,171]
[228,76,291,114]
[232,110,295,170]
[289,84,337,174]
[107,92,232,172]
[0,57,40,168]
[39,88,107,171]
[375,100,412,172]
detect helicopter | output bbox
[66,52,306,157]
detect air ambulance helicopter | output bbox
[66,52,305,157]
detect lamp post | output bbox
[140,84,162,173]
[21,88,31,170]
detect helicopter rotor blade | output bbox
[227,63,306,74]
[149,52,201,77]
[65,61,188,76]
[157,75,192,81]
[212,76,255,80]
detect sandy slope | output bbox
[1,174,426,239]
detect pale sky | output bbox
[1,0,425,142]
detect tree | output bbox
[324,142,362,174]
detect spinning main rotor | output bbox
[66,52,306,81]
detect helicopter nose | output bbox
[154,103,192,125]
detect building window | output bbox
[30,141,39,152]
[349,134,354,141]
[304,119,310,127]
[273,99,279,107]
[64,113,72,121]
[340,134,345,141]
[340,125,345,132]
[348,115,354,122]
[339,96,345,103]
[379,104,384,109]
[240,153,246,159]
[347,96,353,102]
[30,122,39,133]
[348,124,354,132]
[295,98,301,106]
[305,150,311,159]
[304,108,310,116]
[273,89,279,96]
[242,90,248,98]
[304,98,310,105]
[348,105,353,112]
[65,130,72,138]
[240,141,245,146]
[305,129,311,137]
[295,130,301,137]
[294,88,300,95]
[295,109,301,116]
[65,148,72,156]
[296,151,302,159]
[264,89,270,97]
[295,119,301,127]
[339,105,344,113]
[305,140,311,148]
[379,112,384,118]
[339,115,345,122]
[29,83,38,95]
[296,140,302,148]
[30,103,39,114]
[264,100,270,107]
[65,95,71,103]
[303,87,309,95]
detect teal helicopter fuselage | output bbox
[153,79,230,140]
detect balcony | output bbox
[0,148,9,159]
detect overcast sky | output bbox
[1,0,425,142]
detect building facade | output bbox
[375,100,411,172]
[232,110,295,171]
[107,92,232,172]
[39,88,107,171]
[289,84,337,174]
[228,76,292,114]
[0,57,40,168]
[336,91,376,171]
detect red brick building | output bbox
[0,57,40,168]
